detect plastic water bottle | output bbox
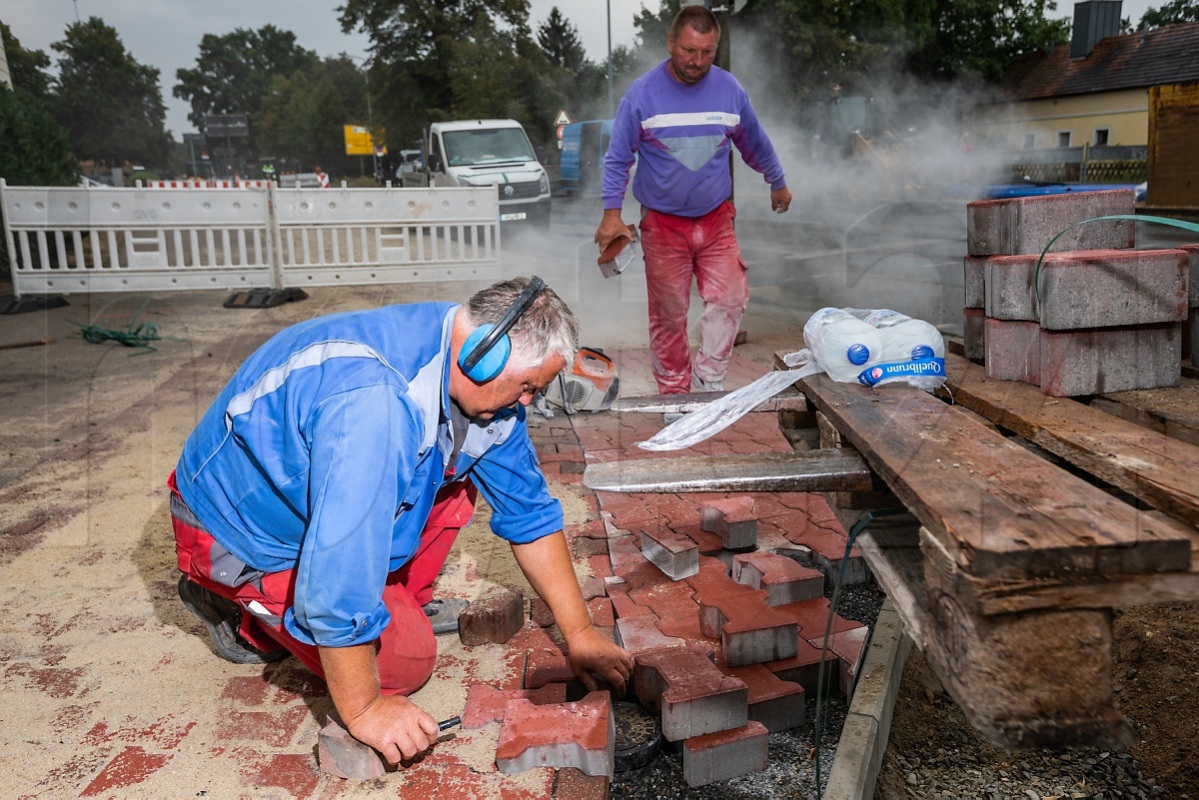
[803,308,882,383]
[846,309,946,390]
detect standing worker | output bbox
[595,4,791,398]
[315,165,330,189]
[169,276,633,764]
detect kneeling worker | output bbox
[168,276,633,764]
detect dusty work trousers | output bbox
[169,472,477,696]
[640,201,749,395]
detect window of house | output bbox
[1094,128,1110,146]
[1022,133,1036,150]
[1057,131,1071,147]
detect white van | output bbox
[422,119,551,225]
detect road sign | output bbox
[554,109,572,127]
[344,125,374,156]
[204,114,249,138]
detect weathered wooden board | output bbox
[1088,377,1199,448]
[582,449,873,494]
[795,371,1195,582]
[940,352,1199,527]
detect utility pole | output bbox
[606,0,615,117]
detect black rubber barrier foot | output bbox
[0,294,70,315]
[223,288,308,309]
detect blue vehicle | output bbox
[981,180,1142,200]
[560,119,613,196]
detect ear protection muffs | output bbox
[458,276,546,383]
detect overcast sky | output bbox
[4,0,1159,138]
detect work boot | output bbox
[423,597,470,635]
[177,576,289,664]
[692,375,724,393]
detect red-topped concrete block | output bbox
[635,646,748,741]
[964,307,986,361]
[984,249,1189,328]
[682,721,769,787]
[732,551,824,606]
[640,528,700,581]
[718,663,805,732]
[459,585,525,647]
[807,625,871,698]
[461,683,568,729]
[765,635,833,695]
[964,255,986,309]
[608,532,649,570]
[699,496,758,549]
[699,590,799,668]
[496,691,615,778]
[1041,322,1182,396]
[967,190,1135,256]
[775,597,866,639]
[615,613,686,656]
[984,318,1042,385]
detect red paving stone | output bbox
[634,646,749,742]
[495,692,615,778]
[462,684,569,729]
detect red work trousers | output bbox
[639,200,748,395]
[169,472,477,696]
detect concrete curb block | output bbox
[823,600,912,799]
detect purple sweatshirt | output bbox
[602,60,786,218]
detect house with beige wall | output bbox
[971,0,1199,204]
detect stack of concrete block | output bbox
[964,189,1190,396]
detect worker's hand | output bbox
[594,208,630,253]
[771,186,792,214]
[342,693,440,765]
[564,625,635,694]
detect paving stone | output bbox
[1040,322,1182,396]
[807,625,871,698]
[640,528,699,580]
[984,317,1042,385]
[461,683,568,729]
[983,248,1189,327]
[765,635,833,695]
[718,663,805,732]
[531,597,555,628]
[966,189,1136,256]
[607,532,648,570]
[317,718,388,780]
[682,721,769,787]
[963,306,986,361]
[775,596,867,639]
[459,585,525,647]
[699,496,758,549]
[702,590,800,667]
[964,255,986,308]
[495,692,615,779]
[615,613,687,656]
[731,551,825,606]
[634,646,749,742]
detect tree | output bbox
[338,0,532,144]
[1140,0,1199,28]
[537,7,586,72]
[257,56,367,175]
[1,22,53,99]
[174,25,319,151]
[51,17,170,167]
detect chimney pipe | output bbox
[1071,0,1123,58]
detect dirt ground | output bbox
[877,600,1199,798]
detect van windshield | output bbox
[443,128,535,167]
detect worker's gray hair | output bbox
[466,276,579,371]
[670,5,721,41]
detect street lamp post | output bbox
[607,0,614,117]
[344,53,378,181]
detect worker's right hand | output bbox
[594,209,629,253]
[342,693,440,764]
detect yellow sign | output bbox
[344,125,375,156]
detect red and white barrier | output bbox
[142,180,273,189]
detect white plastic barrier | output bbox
[0,180,501,298]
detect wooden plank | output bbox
[940,352,1199,527]
[611,388,811,414]
[795,371,1194,582]
[1088,378,1199,448]
[855,529,926,646]
[581,449,873,494]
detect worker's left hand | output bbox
[564,626,635,694]
[771,186,792,214]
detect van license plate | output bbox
[500,212,527,221]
